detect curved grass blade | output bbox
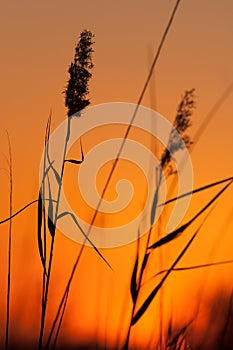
[0,198,57,226]
[132,207,214,326]
[64,159,84,164]
[38,157,57,268]
[132,233,196,325]
[130,255,139,303]
[57,211,112,269]
[37,192,45,269]
[80,137,84,160]
[0,161,56,226]
[149,179,233,249]
[144,259,233,285]
[159,176,233,207]
[47,178,56,237]
[64,137,84,165]
[45,110,52,143]
[130,229,141,303]
[150,184,160,227]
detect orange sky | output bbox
[0,1,233,349]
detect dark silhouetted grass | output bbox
[49,2,183,346]
[5,131,13,350]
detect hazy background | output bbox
[0,0,232,348]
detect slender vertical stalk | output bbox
[38,117,71,349]
[44,244,84,349]
[157,187,163,350]
[52,290,69,350]
[5,132,13,350]
[38,117,50,349]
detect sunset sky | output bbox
[0,0,232,348]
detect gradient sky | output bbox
[0,0,232,348]
[0,0,232,195]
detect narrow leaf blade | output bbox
[149,179,233,249]
[57,211,112,269]
[132,205,217,325]
[130,255,138,303]
[47,178,56,237]
[64,159,83,164]
[37,192,45,268]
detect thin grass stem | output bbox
[38,117,71,349]
[5,131,13,350]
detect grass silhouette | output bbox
[0,0,233,349]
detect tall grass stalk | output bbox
[38,114,52,349]
[38,116,71,349]
[47,0,182,343]
[124,87,195,349]
[5,132,13,350]
[41,116,50,343]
